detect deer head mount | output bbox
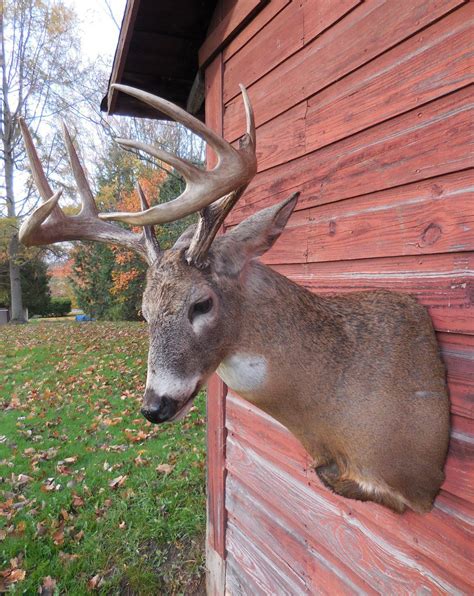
[20,85,449,514]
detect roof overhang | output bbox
[101,0,218,120]
[102,0,270,120]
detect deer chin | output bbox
[168,385,201,422]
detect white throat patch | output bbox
[146,368,199,402]
[217,353,268,394]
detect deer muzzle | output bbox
[141,392,178,423]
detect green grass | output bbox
[0,321,206,594]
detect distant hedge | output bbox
[39,298,72,318]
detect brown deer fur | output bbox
[142,195,450,513]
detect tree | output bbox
[0,0,81,322]
[69,163,196,321]
[69,241,115,320]
[0,252,51,315]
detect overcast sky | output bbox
[65,0,126,64]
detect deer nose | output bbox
[141,393,178,423]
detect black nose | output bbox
[141,395,178,423]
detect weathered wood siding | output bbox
[204,0,473,592]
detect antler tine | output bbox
[18,190,63,245]
[185,189,245,267]
[110,84,232,156]
[116,137,203,183]
[61,122,98,216]
[239,83,256,147]
[185,85,256,266]
[18,118,161,264]
[136,182,161,258]
[18,117,65,221]
[99,84,257,227]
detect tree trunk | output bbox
[1,8,25,323]
[8,234,26,323]
[5,154,25,323]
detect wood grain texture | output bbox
[226,88,473,228]
[223,0,466,138]
[440,333,474,419]
[205,56,228,562]
[222,0,290,63]
[206,543,225,596]
[226,521,299,595]
[226,392,474,582]
[226,474,374,595]
[226,433,473,593]
[227,4,473,172]
[199,0,268,68]
[223,0,360,103]
[252,170,473,266]
[272,252,473,336]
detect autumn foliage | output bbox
[70,158,194,320]
[110,171,165,296]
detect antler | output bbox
[100,83,257,267]
[18,119,160,264]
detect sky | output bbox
[65,0,127,64]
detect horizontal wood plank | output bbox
[304,5,473,157]
[301,0,362,46]
[226,474,374,594]
[224,0,304,102]
[223,0,360,104]
[272,252,474,336]
[254,170,474,265]
[440,333,474,419]
[222,0,290,63]
[199,0,269,68]
[225,87,473,225]
[223,0,465,138]
[229,4,473,172]
[226,391,474,580]
[226,520,305,595]
[226,434,473,593]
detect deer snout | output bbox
[141,390,178,424]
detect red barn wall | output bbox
[204,0,473,593]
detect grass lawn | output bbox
[0,321,207,594]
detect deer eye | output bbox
[189,297,213,322]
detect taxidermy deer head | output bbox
[20,85,449,513]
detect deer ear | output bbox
[172,224,198,250]
[214,192,299,275]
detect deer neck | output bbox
[217,262,343,420]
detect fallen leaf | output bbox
[38,575,57,595]
[109,475,127,489]
[7,568,26,582]
[156,464,174,475]
[52,528,64,545]
[124,429,149,443]
[88,574,104,590]
[13,473,33,488]
[133,455,149,466]
[36,522,48,537]
[63,456,78,464]
[59,551,79,563]
[15,520,26,535]
[40,479,57,492]
[71,494,84,508]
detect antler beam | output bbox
[20,84,257,269]
[99,84,257,266]
[18,119,160,264]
